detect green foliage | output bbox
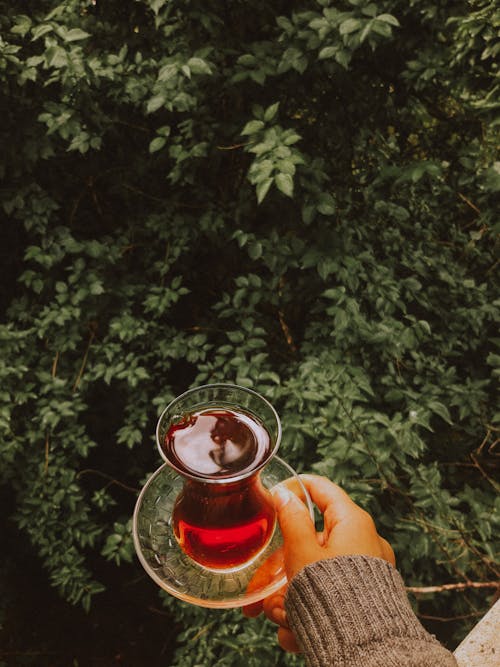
[1,0,499,661]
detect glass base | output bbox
[132,456,313,608]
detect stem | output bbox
[72,331,95,392]
[406,581,499,594]
[77,468,140,494]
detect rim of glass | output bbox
[155,383,282,484]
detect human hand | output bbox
[243,474,395,653]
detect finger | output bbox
[242,547,285,617]
[281,477,306,503]
[380,536,396,566]
[277,627,301,653]
[262,588,288,628]
[299,474,358,520]
[317,529,326,547]
[272,485,317,542]
[272,485,319,576]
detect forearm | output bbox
[285,555,458,667]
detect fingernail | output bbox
[272,485,293,509]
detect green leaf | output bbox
[339,18,361,35]
[256,177,273,204]
[242,120,265,136]
[376,14,400,27]
[283,133,301,146]
[248,242,263,260]
[31,24,53,41]
[64,28,91,42]
[275,173,294,198]
[318,46,337,60]
[359,21,373,43]
[146,94,166,114]
[317,194,336,215]
[187,57,212,75]
[429,401,453,425]
[45,46,67,68]
[11,15,32,37]
[418,320,431,335]
[150,0,167,15]
[149,136,166,153]
[263,102,279,122]
[158,63,177,81]
[238,54,257,66]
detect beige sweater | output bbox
[285,556,458,667]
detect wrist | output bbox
[284,555,439,666]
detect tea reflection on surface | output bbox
[163,408,271,478]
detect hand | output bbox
[243,474,395,653]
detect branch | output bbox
[417,611,484,623]
[278,309,297,353]
[458,192,481,215]
[406,581,499,594]
[44,351,59,475]
[216,141,251,150]
[44,432,50,475]
[77,468,140,494]
[51,350,59,378]
[72,330,95,392]
[277,276,297,353]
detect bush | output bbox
[1,0,498,662]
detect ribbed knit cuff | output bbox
[285,556,456,667]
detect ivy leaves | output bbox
[1,0,499,658]
[242,103,303,203]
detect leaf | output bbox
[45,46,67,69]
[339,18,361,35]
[429,401,453,425]
[64,28,91,42]
[256,177,273,204]
[238,54,258,66]
[31,24,53,41]
[376,14,400,27]
[359,20,373,43]
[275,173,294,198]
[11,15,32,37]
[150,0,167,15]
[187,57,212,75]
[283,133,301,145]
[418,320,431,334]
[263,102,279,122]
[318,258,336,280]
[158,63,177,82]
[149,137,166,153]
[248,242,263,260]
[318,46,337,60]
[276,159,295,176]
[146,94,166,114]
[317,194,336,215]
[242,120,265,136]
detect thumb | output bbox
[272,485,319,578]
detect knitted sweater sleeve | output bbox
[284,555,458,667]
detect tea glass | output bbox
[156,384,281,572]
[133,383,314,608]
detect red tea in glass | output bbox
[162,407,276,570]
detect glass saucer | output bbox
[132,456,313,608]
